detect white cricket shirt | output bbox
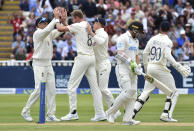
[67,21,94,55]
[143,33,173,66]
[93,28,109,64]
[33,18,63,66]
[117,31,139,62]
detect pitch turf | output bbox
[0,94,194,131]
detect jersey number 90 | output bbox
[150,46,161,61]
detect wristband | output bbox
[55,19,60,23]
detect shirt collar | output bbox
[126,31,132,38]
[95,28,104,33]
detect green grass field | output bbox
[0,94,194,131]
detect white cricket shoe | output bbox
[160,116,178,122]
[91,114,106,122]
[106,111,115,123]
[61,113,79,121]
[46,115,61,122]
[114,111,121,119]
[21,110,33,122]
[123,119,141,125]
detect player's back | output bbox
[69,21,94,55]
[145,33,173,66]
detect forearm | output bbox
[116,51,132,65]
[56,23,69,32]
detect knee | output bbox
[138,92,150,102]
[123,88,137,100]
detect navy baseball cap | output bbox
[35,17,48,27]
[93,18,106,26]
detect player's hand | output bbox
[177,64,191,78]
[130,61,142,75]
[53,7,60,19]
[60,8,67,23]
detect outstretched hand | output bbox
[53,7,60,19]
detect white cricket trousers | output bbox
[23,65,56,116]
[68,54,105,116]
[140,64,176,98]
[107,63,137,122]
[96,60,114,108]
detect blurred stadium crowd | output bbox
[4,0,194,61]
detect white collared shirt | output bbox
[117,31,139,61]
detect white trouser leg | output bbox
[97,60,114,108]
[107,64,137,115]
[146,64,178,118]
[24,66,48,112]
[46,66,56,116]
[85,56,105,116]
[123,75,137,122]
[68,56,87,113]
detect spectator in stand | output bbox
[82,0,97,22]
[121,9,139,29]
[182,42,193,61]
[8,12,24,41]
[39,0,53,19]
[115,13,125,30]
[52,45,62,60]
[175,21,184,38]
[188,12,194,28]
[26,12,36,36]
[96,0,107,18]
[104,19,115,36]
[26,36,33,54]
[135,4,144,20]
[111,27,121,44]
[177,29,190,47]
[15,48,26,60]
[171,40,183,61]
[26,36,34,60]
[53,36,65,54]
[20,0,30,11]
[61,39,77,60]
[121,6,130,22]
[68,0,81,15]
[174,0,184,15]
[12,34,26,55]
[29,0,39,16]
[185,23,194,42]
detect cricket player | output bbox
[106,21,144,125]
[21,8,63,122]
[132,21,191,122]
[87,18,121,118]
[56,10,106,121]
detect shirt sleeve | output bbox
[51,29,64,40]
[33,18,56,41]
[67,23,80,34]
[116,36,125,51]
[93,33,107,45]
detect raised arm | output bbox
[34,8,61,40]
[87,23,106,45]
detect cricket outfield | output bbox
[0,94,193,131]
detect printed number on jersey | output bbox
[87,34,92,46]
[150,46,161,61]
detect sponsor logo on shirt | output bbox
[129,46,137,50]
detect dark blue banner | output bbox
[0,66,193,88]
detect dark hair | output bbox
[160,21,171,32]
[71,10,83,19]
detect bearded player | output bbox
[106,21,144,125]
